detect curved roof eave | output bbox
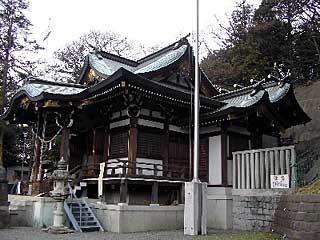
[201,90,269,120]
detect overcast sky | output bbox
[27,0,261,57]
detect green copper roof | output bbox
[89,54,134,76]
[215,90,265,113]
[266,83,290,103]
[88,44,188,77]
[134,45,187,74]
[20,83,85,98]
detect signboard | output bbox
[80,182,87,187]
[271,174,289,188]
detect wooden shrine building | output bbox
[2,37,310,205]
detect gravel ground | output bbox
[0,227,193,240]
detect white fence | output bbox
[232,146,296,189]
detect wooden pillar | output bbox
[221,129,228,186]
[92,129,97,168]
[119,179,128,203]
[60,127,70,162]
[30,138,41,195]
[103,125,110,163]
[128,117,138,175]
[151,182,159,205]
[162,120,169,177]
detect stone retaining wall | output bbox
[233,195,281,231]
[232,189,290,231]
[273,194,320,240]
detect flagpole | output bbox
[193,0,199,182]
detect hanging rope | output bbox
[37,111,74,145]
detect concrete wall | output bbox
[273,194,320,240]
[0,181,9,229]
[232,189,291,231]
[90,203,184,233]
[8,195,66,228]
[207,187,233,230]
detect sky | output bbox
[27,0,261,58]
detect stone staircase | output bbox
[64,184,103,232]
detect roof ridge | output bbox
[29,78,86,88]
[94,51,139,67]
[137,34,190,64]
[212,81,279,101]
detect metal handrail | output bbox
[67,182,83,228]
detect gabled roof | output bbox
[78,37,190,84]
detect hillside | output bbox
[283,81,320,185]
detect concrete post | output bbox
[184,181,207,235]
[250,152,255,189]
[241,153,246,189]
[275,150,280,175]
[260,152,265,189]
[265,151,270,188]
[246,153,250,189]
[280,149,285,175]
[254,152,260,189]
[237,154,241,189]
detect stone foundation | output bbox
[232,189,290,231]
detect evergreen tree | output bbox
[0,0,40,169]
[201,0,320,86]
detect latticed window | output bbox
[109,130,128,158]
[137,130,162,159]
[169,133,189,160]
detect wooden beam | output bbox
[162,120,169,176]
[128,117,138,175]
[119,179,128,203]
[151,182,159,204]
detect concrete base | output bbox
[90,202,184,233]
[0,180,9,229]
[184,181,207,235]
[8,195,67,228]
[207,187,233,230]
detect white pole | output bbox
[193,0,200,182]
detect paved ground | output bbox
[0,227,193,240]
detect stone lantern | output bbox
[46,157,73,234]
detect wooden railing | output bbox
[232,146,296,189]
[103,159,189,181]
